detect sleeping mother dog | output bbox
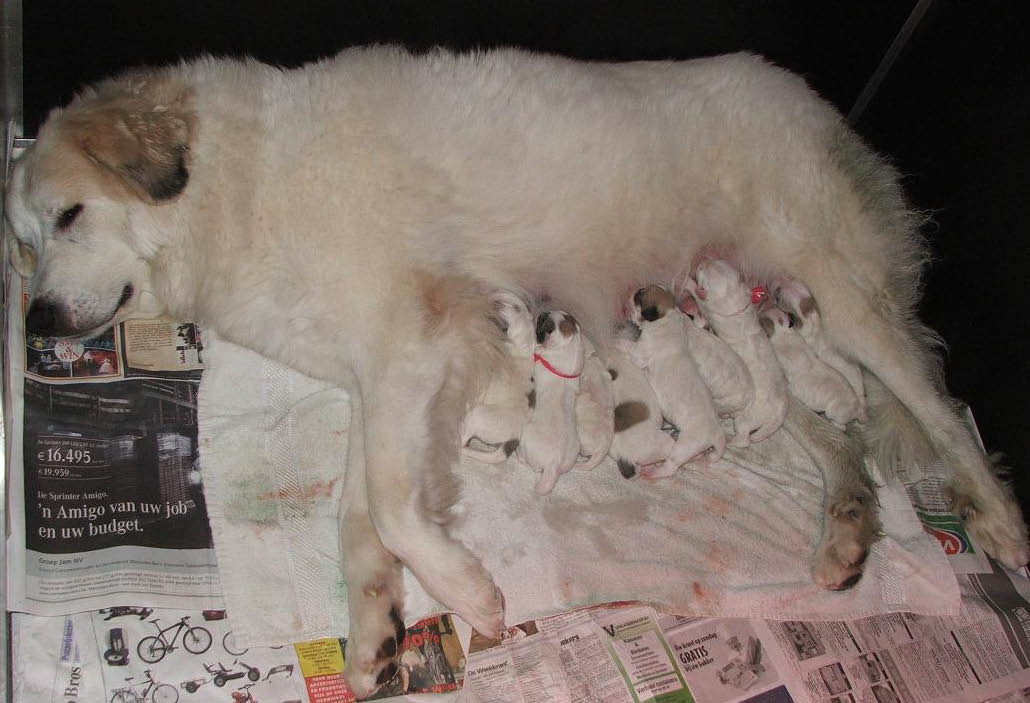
[6,46,1026,696]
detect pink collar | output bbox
[533,353,581,379]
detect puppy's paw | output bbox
[344,598,407,699]
[813,488,882,591]
[948,480,1030,570]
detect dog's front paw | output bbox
[948,480,1030,570]
[813,489,882,590]
[344,600,407,699]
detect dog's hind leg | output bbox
[782,396,881,589]
[811,274,1029,569]
[339,390,407,698]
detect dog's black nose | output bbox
[535,312,555,344]
[26,299,61,336]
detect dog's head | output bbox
[4,69,194,338]
[629,285,676,326]
[693,259,749,316]
[492,290,535,353]
[534,310,585,377]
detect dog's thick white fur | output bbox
[574,338,615,471]
[461,291,535,463]
[760,305,863,428]
[518,311,584,494]
[7,46,1028,696]
[627,286,726,473]
[691,260,788,446]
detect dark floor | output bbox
[15,1,1030,516]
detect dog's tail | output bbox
[859,372,938,480]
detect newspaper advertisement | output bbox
[6,269,221,614]
[11,607,466,703]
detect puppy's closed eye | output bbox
[56,203,84,229]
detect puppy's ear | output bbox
[66,83,194,203]
[759,315,775,337]
[558,314,579,337]
[641,305,662,322]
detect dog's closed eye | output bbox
[56,203,83,230]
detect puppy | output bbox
[760,305,863,428]
[679,293,754,418]
[627,286,725,475]
[772,277,866,417]
[607,340,676,479]
[461,291,536,463]
[691,260,788,446]
[574,337,615,471]
[517,311,584,494]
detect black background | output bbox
[21,1,1029,513]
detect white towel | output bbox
[197,332,959,647]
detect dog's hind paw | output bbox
[948,481,1030,570]
[813,488,882,591]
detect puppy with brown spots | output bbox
[691,260,788,446]
[607,338,676,479]
[626,285,726,475]
[760,305,863,428]
[517,311,585,494]
[461,290,536,462]
[772,277,866,418]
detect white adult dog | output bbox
[518,310,584,494]
[7,46,1027,696]
[626,285,726,472]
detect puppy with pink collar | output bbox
[518,310,584,494]
[690,259,787,446]
[626,285,725,475]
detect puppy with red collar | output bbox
[760,305,863,428]
[627,285,725,475]
[691,259,788,446]
[518,310,585,494]
[461,290,536,462]
[678,293,754,419]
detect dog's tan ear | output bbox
[68,91,193,203]
[8,237,38,277]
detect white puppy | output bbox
[627,285,725,475]
[760,305,863,428]
[772,277,866,417]
[518,311,584,494]
[607,339,675,479]
[574,338,615,471]
[679,293,754,418]
[691,260,787,446]
[461,291,536,463]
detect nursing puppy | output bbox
[574,338,615,471]
[461,291,536,463]
[772,277,867,417]
[691,260,788,446]
[760,305,863,428]
[518,311,584,494]
[679,293,754,419]
[9,47,1027,695]
[606,343,676,479]
[627,285,725,474]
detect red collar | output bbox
[533,353,581,379]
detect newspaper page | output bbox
[11,607,466,703]
[6,269,221,614]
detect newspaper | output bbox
[6,268,221,614]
